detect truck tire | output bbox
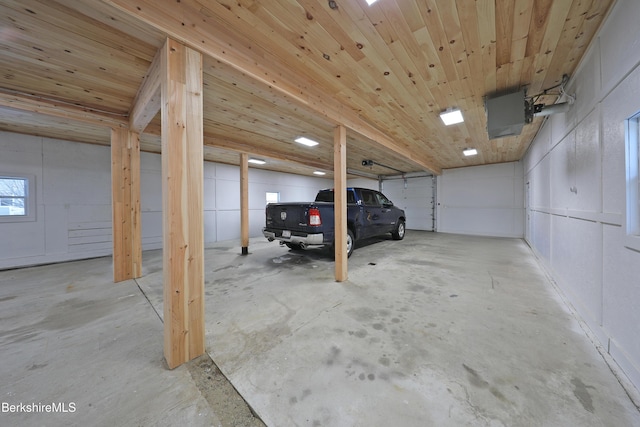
[391,219,405,240]
[331,229,355,258]
[346,229,355,257]
[285,242,304,251]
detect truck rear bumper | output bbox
[262,228,324,246]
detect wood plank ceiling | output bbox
[0,0,614,178]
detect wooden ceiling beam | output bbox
[137,122,333,171]
[0,88,127,129]
[129,46,162,133]
[102,0,441,175]
[204,135,332,172]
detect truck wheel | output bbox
[391,220,405,240]
[346,229,355,257]
[332,229,355,258]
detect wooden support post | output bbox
[240,153,250,255]
[111,128,142,283]
[161,38,205,369]
[334,125,348,282]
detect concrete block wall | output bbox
[436,161,525,238]
[523,0,640,391]
[0,131,330,269]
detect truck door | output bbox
[359,189,383,237]
[374,191,396,233]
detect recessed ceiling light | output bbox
[440,108,464,126]
[248,158,266,165]
[295,136,319,147]
[366,0,379,5]
[463,148,478,156]
[313,171,326,176]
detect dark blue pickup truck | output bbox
[262,187,406,257]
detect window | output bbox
[360,189,379,206]
[0,175,35,222]
[314,189,357,203]
[266,192,280,204]
[375,192,393,206]
[625,114,640,251]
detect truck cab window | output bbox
[360,190,378,206]
[376,192,392,206]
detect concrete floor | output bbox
[0,257,217,426]
[2,231,640,426]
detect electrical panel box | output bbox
[485,90,526,139]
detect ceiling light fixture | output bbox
[248,158,266,165]
[313,171,326,176]
[463,148,478,157]
[440,108,464,126]
[365,0,379,5]
[295,136,319,147]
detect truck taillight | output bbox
[308,208,322,226]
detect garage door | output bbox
[381,176,434,231]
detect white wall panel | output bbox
[141,154,162,212]
[0,134,113,268]
[204,176,217,210]
[549,108,570,151]
[216,210,241,241]
[140,153,162,248]
[603,224,640,388]
[530,156,551,209]
[601,62,640,214]
[525,121,550,173]
[249,209,265,237]
[44,205,68,255]
[216,178,241,210]
[574,108,602,212]
[599,0,640,97]
[203,210,217,246]
[3,221,46,260]
[572,43,601,126]
[550,133,576,211]
[523,0,640,392]
[551,216,603,326]
[438,162,524,238]
[43,140,111,205]
[249,182,270,207]
[0,133,45,263]
[141,211,162,249]
[0,131,332,268]
[531,210,551,261]
[442,207,520,237]
[215,163,239,180]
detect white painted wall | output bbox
[523,0,640,391]
[0,131,331,269]
[437,162,524,237]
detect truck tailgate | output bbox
[265,203,311,230]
